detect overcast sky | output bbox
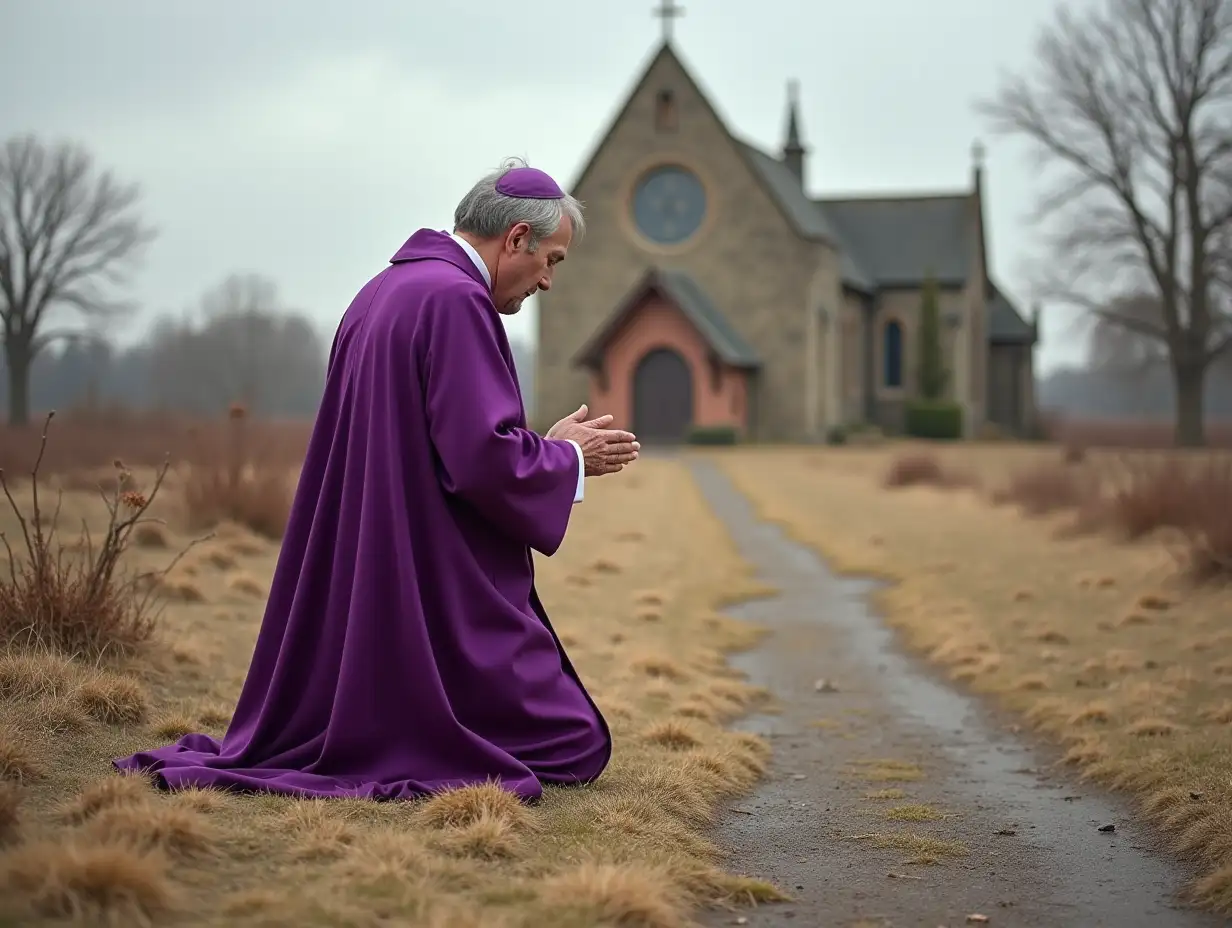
[3,0,1093,373]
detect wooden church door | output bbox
[632,347,694,443]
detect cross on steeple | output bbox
[652,0,685,42]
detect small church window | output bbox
[655,89,678,131]
[883,320,903,388]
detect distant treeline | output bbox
[1038,364,1232,420]
[0,322,538,422]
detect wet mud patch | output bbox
[688,459,1219,928]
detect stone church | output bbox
[535,37,1038,442]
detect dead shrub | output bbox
[1101,456,1204,540]
[883,453,976,490]
[180,407,292,541]
[993,461,1099,515]
[0,414,200,657]
[1063,442,1087,464]
[1175,457,1232,582]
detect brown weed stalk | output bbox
[0,413,200,657]
[180,405,293,540]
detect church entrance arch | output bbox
[632,347,694,443]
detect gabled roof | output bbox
[573,268,760,369]
[567,42,838,251]
[988,283,1036,343]
[819,194,974,286]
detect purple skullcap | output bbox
[494,167,565,199]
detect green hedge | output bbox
[904,401,963,440]
[686,425,739,445]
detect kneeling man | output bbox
[115,158,639,802]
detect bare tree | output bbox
[147,273,326,416]
[1088,292,1172,370]
[978,0,1232,445]
[0,135,155,426]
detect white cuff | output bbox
[566,439,585,503]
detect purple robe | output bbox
[114,230,611,801]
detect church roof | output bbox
[988,284,1036,342]
[738,138,1034,343]
[820,195,973,286]
[574,267,760,369]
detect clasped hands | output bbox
[547,404,640,476]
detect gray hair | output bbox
[452,156,585,252]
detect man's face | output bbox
[494,216,572,315]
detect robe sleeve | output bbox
[421,284,580,556]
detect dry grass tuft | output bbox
[1201,702,1232,725]
[1125,717,1181,738]
[0,725,43,783]
[882,803,944,822]
[170,788,229,814]
[85,802,217,859]
[195,704,232,728]
[538,862,688,928]
[1014,674,1049,692]
[416,782,535,832]
[1068,702,1112,725]
[1193,863,1232,913]
[641,721,704,752]
[0,648,76,699]
[201,548,237,570]
[883,453,977,490]
[227,573,266,598]
[1136,592,1174,611]
[848,759,925,783]
[633,655,691,682]
[150,713,198,741]
[280,802,359,861]
[0,838,176,924]
[431,810,522,860]
[157,578,205,603]
[58,773,152,824]
[73,672,147,724]
[849,830,969,864]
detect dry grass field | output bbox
[0,415,782,928]
[715,440,1232,915]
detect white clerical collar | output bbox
[449,233,492,288]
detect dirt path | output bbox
[688,459,1221,928]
